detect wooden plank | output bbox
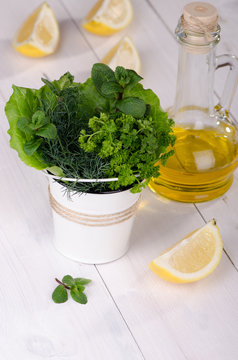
[97,188,238,360]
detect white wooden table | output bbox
[1,1,238,359]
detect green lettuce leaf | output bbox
[5,85,49,169]
[123,83,163,117]
[77,78,109,120]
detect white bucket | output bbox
[48,178,141,264]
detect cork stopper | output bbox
[182,2,218,33]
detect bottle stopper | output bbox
[182,2,218,34]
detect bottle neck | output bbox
[172,21,220,124]
[173,43,216,117]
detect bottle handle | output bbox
[215,54,238,116]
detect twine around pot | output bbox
[48,187,141,227]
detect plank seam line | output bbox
[94,265,146,360]
[145,0,174,37]
[194,204,238,272]
[223,248,238,272]
[58,0,100,61]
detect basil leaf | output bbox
[116,97,146,118]
[36,123,57,139]
[24,138,43,156]
[52,285,68,303]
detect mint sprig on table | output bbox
[52,275,91,304]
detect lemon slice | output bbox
[149,219,223,283]
[101,36,141,73]
[83,0,133,35]
[13,2,59,57]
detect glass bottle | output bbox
[149,2,238,202]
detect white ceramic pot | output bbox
[48,178,141,264]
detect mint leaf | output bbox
[123,83,163,119]
[115,66,130,87]
[52,285,68,303]
[91,63,116,95]
[36,123,57,139]
[126,69,143,90]
[70,286,88,304]
[75,278,92,285]
[78,78,109,118]
[62,275,75,286]
[24,138,43,156]
[116,97,146,118]
[75,283,85,292]
[114,67,143,89]
[52,276,91,305]
[101,81,123,99]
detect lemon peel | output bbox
[101,36,141,74]
[13,2,59,57]
[82,0,133,36]
[149,219,223,283]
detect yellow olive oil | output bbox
[149,124,238,202]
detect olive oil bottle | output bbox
[149,124,238,202]
[150,3,238,202]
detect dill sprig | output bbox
[39,85,113,193]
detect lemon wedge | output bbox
[83,0,133,35]
[13,2,59,57]
[149,219,223,283]
[101,36,141,73]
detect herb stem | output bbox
[55,278,71,289]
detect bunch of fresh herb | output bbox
[5,63,175,194]
[52,275,91,304]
